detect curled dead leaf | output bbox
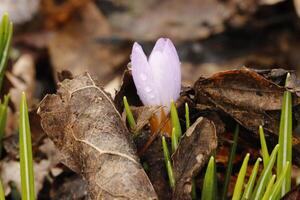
[172,117,217,200]
[38,73,157,199]
[194,68,300,134]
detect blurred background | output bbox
[1,0,300,98]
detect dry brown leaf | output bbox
[38,72,157,199]
[172,117,217,200]
[194,68,300,134]
[282,184,300,200]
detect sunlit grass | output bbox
[277,73,292,197]
[123,96,136,130]
[262,174,276,200]
[0,95,9,156]
[0,178,5,200]
[0,13,13,92]
[252,144,279,200]
[162,136,175,188]
[270,162,290,199]
[171,101,182,139]
[201,156,216,200]
[232,153,249,200]
[185,103,190,130]
[19,92,35,200]
[242,157,261,199]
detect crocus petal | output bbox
[131,38,181,112]
[131,42,160,106]
[148,38,181,110]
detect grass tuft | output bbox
[277,73,292,197]
[19,92,35,200]
[201,156,216,200]
[232,153,250,200]
[0,13,13,92]
[123,96,136,130]
[170,101,182,139]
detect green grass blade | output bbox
[162,136,175,188]
[19,92,35,200]
[170,101,182,139]
[232,153,250,200]
[171,127,178,153]
[221,124,239,200]
[259,126,269,168]
[251,144,279,200]
[185,103,190,130]
[242,158,261,199]
[201,156,216,200]
[262,174,276,200]
[0,177,5,200]
[277,74,292,197]
[0,95,9,156]
[191,178,197,200]
[270,162,290,200]
[0,14,13,92]
[123,96,136,130]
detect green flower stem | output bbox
[170,101,182,139]
[232,153,250,200]
[262,174,276,200]
[242,158,261,199]
[201,156,216,200]
[277,73,292,197]
[162,136,175,188]
[252,144,279,200]
[19,92,35,200]
[185,103,190,130]
[123,96,136,130]
[221,124,239,200]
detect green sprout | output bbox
[171,127,178,153]
[252,144,279,200]
[259,126,270,168]
[221,124,239,200]
[123,96,136,130]
[262,174,276,200]
[277,73,292,197]
[0,95,9,156]
[0,13,13,92]
[232,153,250,200]
[201,156,216,200]
[19,92,35,200]
[0,178,5,200]
[270,162,290,199]
[162,136,175,188]
[185,103,190,130]
[170,101,182,139]
[242,158,261,199]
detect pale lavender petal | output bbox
[163,39,181,101]
[148,38,181,110]
[131,42,160,106]
[149,38,168,56]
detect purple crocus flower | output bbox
[131,38,181,112]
